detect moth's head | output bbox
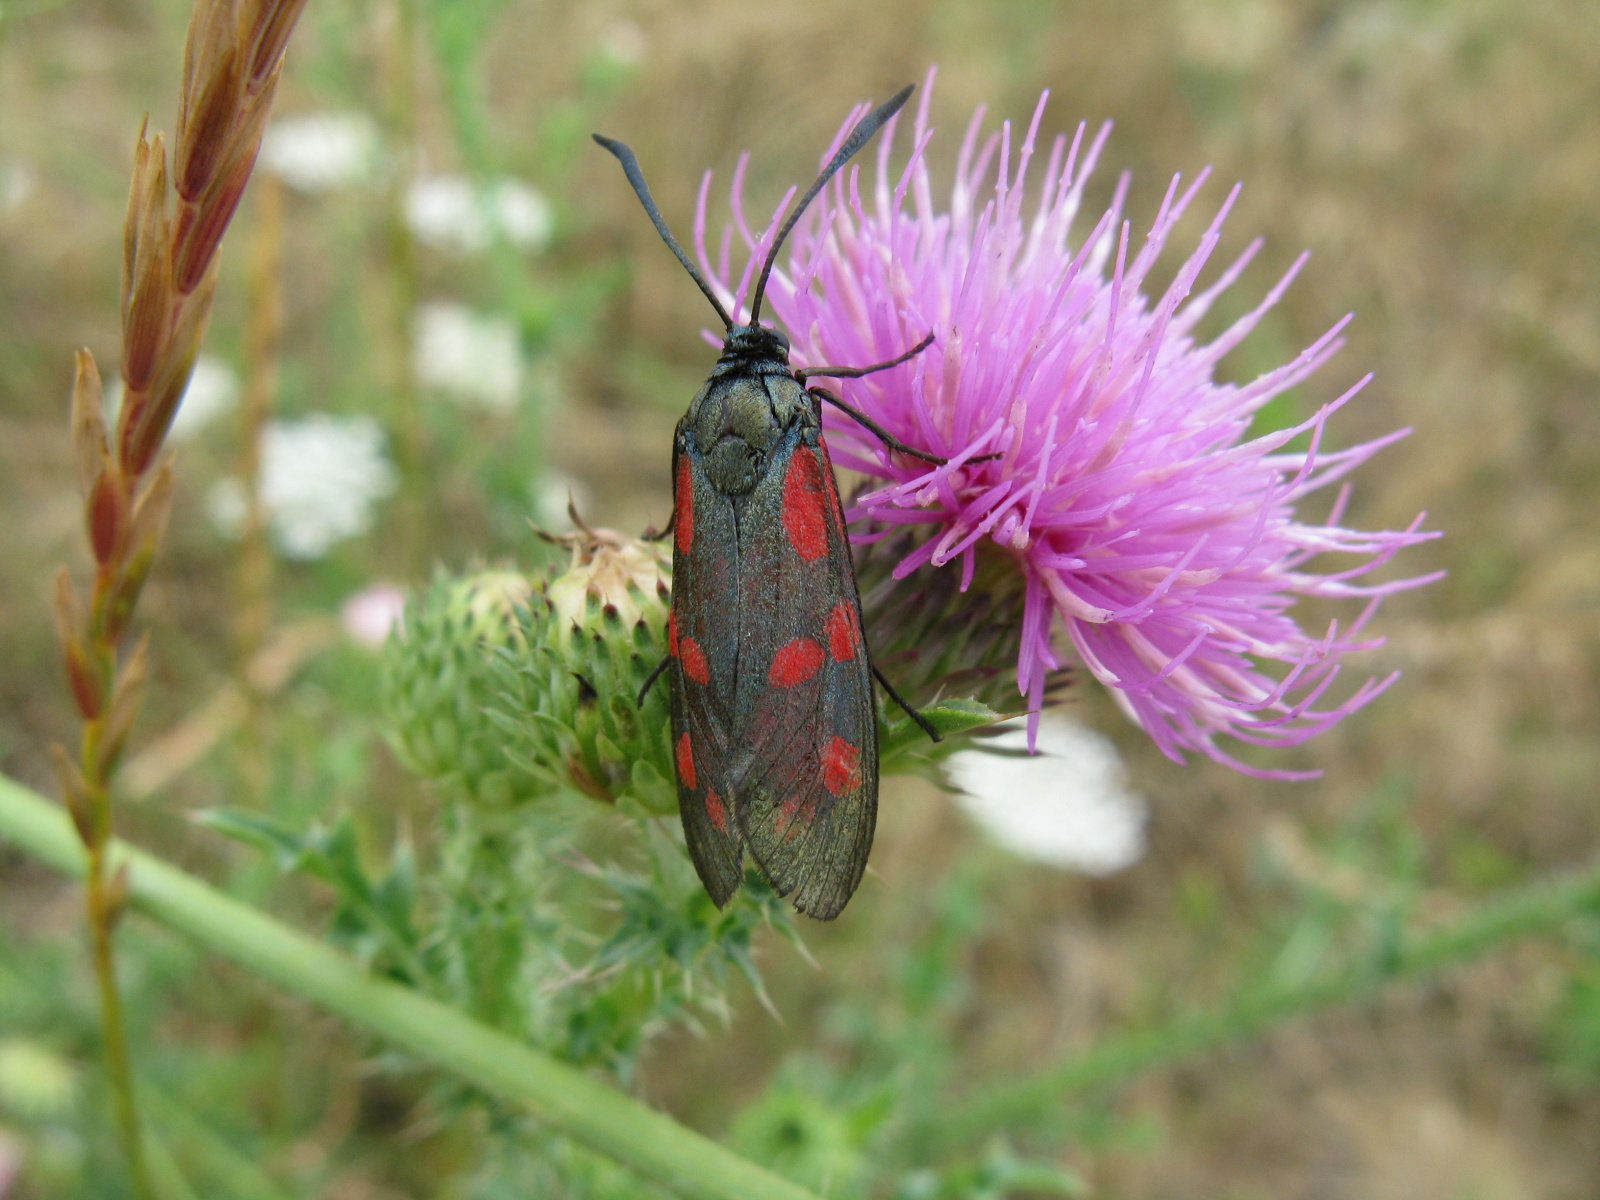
[722,322,790,363]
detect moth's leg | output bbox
[636,655,670,707]
[871,662,942,744]
[807,384,1005,466]
[806,386,950,465]
[796,331,935,383]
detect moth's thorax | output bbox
[684,330,812,496]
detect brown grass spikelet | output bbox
[69,350,108,498]
[98,634,151,778]
[113,0,306,477]
[86,462,129,567]
[48,744,96,846]
[76,0,307,775]
[51,1,310,1192]
[53,566,101,721]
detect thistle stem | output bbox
[0,775,822,1200]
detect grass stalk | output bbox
[85,834,150,1197]
[49,1,309,1191]
[0,775,823,1200]
[925,857,1600,1147]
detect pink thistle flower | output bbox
[692,74,1443,780]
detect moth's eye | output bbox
[770,327,790,354]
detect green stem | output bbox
[80,647,154,1200]
[925,857,1600,1147]
[0,775,820,1200]
[86,839,155,1200]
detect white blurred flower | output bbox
[169,356,239,438]
[598,18,646,67]
[207,414,398,559]
[260,112,380,192]
[342,583,408,648]
[0,157,35,215]
[489,180,554,248]
[262,415,396,558]
[405,175,476,249]
[947,713,1148,875]
[414,302,521,412]
[405,175,553,253]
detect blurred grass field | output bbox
[3,0,1600,1196]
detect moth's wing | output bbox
[669,437,745,907]
[730,423,878,920]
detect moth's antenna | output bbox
[593,134,734,330]
[747,84,914,326]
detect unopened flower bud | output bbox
[380,569,545,809]
[545,528,665,630]
[488,529,677,815]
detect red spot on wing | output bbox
[680,637,710,685]
[768,638,824,687]
[676,732,697,790]
[825,600,859,662]
[782,450,830,562]
[668,609,679,656]
[705,789,728,833]
[675,456,693,553]
[821,737,861,796]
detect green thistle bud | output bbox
[381,519,1026,818]
[380,568,549,809]
[854,530,1043,777]
[486,529,677,815]
[856,531,1067,714]
[855,524,1067,706]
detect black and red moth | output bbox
[594,85,958,919]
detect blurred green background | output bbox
[3,0,1600,1196]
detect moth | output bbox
[595,85,968,919]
